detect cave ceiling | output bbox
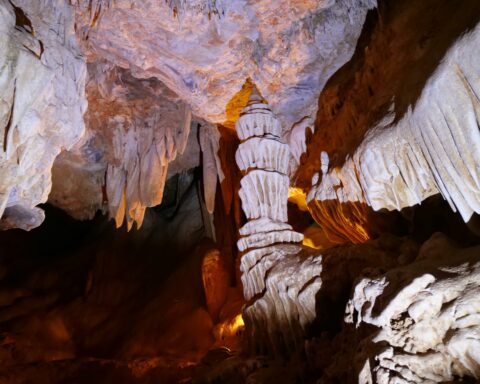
[0,0,379,230]
[0,0,478,241]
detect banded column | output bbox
[236,88,322,356]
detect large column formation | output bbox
[236,88,323,356]
[235,88,303,249]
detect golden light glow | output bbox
[232,313,244,330]
[307,199,370,245]
[288,187,308,211]
[213,313,245,343]
[301,223,332,249]
[223,78,254,129]
[302,236,321,249]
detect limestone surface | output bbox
[348,233,480,383]
[308,22,480,223]
[74,0,375,131]
[0,0,87,230]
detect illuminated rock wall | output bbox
[0,0,87,230]
[348,234,480,383]
[308,16,480,226]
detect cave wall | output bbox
[298,0,480,243]
[0,0,86,230]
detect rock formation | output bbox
[49,61,194,230]
[73,0,375,132]
[199,122,224,214]
[307,9,480,226]
[348,233,480,383]
[0,0,87,230]
[235,89,325,356]
[2,1,480,383]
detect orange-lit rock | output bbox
[307,199,370,245]
[202,248,229,321]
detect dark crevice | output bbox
[21,42,42,60]
[3,80,16,152]
[8,0,34,35]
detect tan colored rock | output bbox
[235,89,310,357]
[239,217,292,236]
[237,230,304,252]
[202,248,229,321]
[244,252,322,356]
[236,137,289,174]
[240,244,302,301]
[239,170,289,223]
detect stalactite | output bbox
[308,24,480,225]
[105,107,191,230]
[199,122,224,214]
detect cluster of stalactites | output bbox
[307,24,480,225]
[106,106,191,231]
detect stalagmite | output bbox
[235,87,323,356]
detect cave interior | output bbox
[1,1,480,383]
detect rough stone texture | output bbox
[74,0,375,131]
[51,61,193,230]
[243,249,322,356]
[1,0,376,230]
[347,233,480,383]
[301,1,480,236]
[199,122,224,214]
[236,137,289,174]
[0,0,87,230]
[235,90,322,357]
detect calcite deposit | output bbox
[235,90,326,356]
[1,1,480,383]
[73,0,375,129]
[0,0,86,230]
[349,233,480,383]
[308,24,480,223]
